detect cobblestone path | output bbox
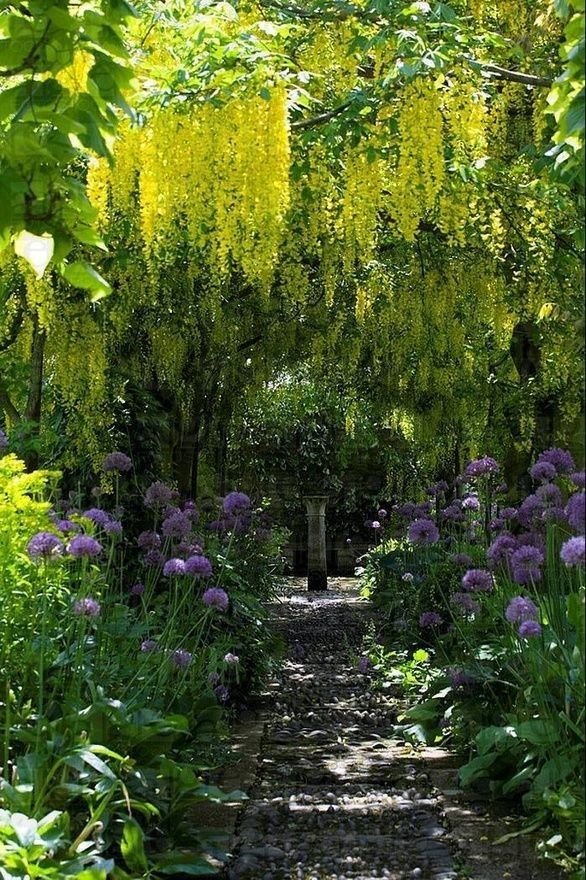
[225,581,458,880]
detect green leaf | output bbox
[121,818,148,874]
[62,261,111,300]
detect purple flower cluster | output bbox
[529,461,556,483]
[408,518,440,545]
[0,430,8,450]
[162,509,191,539]
[137,530,161,550]
[83,508,122,535]
[505,596,541,638]
[163,558,185,577]
[464,456,500,478]
[449,552,474,567]
[102,451,132,473]
[68,535,102,558]
[487,533,517,569]
[74,597,101,618]
[184,554,213,577]
[419,611,442,628]
[571,471,585,489]
[462,569,494,592]
[560,536,585,567]
[222,492,251,516]
[462,495,481,511]
[510,545,544,584]
[538,447,575,475]
[144,481,177,508]
[451,592,480,615]
[171,648,192,668]
[565,492,585,534]
[27,531,64,560]
[202,587,229,611]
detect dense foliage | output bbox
[0,442,285,876]
[360,449,585,876]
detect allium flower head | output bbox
[517,494,546,529]
[74,597,101,618]
[131,582,145,595]
[397,502,416,520]
[183,500,199,522]
[565,492,585,534]
[137,530,161,550]
[102,451,132,473]
[464,456,500,478]
[68,535,102,558]
[171,648,192,668]
[56,519,80,534]
[419,611,442,628]
[510,545,544,584]
[104,519,123,535]
[441,504,465,523]
[202,587,229,611]
[427,480,449,497]
[371,520,381,530]
[357,656,373,672]
[214,684,229,702]
[518,619,542,638]
[208,672,221,686]
[536,483,563,506]
[377,508,388,519]
[462,495,481,511]
[560,536,585,567]
[184,554,212,577]
[487,533,517,569]
[222,491,251,516]
[414,501,433,518]
[402,572,414,582]
[462,569,494,592]
[451,592,480,614]
[449,553,474,567]
[538,447,575,475]
[0,430,8,450]
[529,461,556,483]
[500,507,517,520]
[144,481,176,508]
[505,596,539,623]
[144,549,165,567]
[140,639,158,653]
[163,558,185,577]
[408,518,440,544]
[83,508,111,527]
[224,652,239,665]
[27,531,64,560]
[162,510,191,539]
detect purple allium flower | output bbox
[451,592,480,614]
[184,554,213,578]
[419,611,443,628]
[140,639,158,653]
[462,495,481,511]
[487,533,517,569]
[449,552,474,567]
[0,430,8,450]
[208,672,221,686]
[104,519,123,535]
[490,517,506,532]
[214,684,229,702]
[505,596,539,623]
[397,502,416,520]
[102,451,132,473]
[462,569,494,592]
[163,558,185,577]
[538,447,575,475]
[224,652,239,665]
[82,508,112,527]
[144,481,176,508]
[27,531,64,560]
[222,491,251,516]
[565,492,585,534]
[428,480,449,497]
[560,536,585,567]
[144,549,165,567]
[408,518,440,544]
[202,587,229,611]
[346,537,352,544]
[183,500,199,522]
[377,508,388,519]
[74,597,101,618]
[402,572,414,582]
[464,456,500,478]
[518,619,542,638]
[67,535,102,558]
[517,494,546,529]
[414,501,433,518]
[447,668,476,688]
[529,461,556,483]
[162,510,191,539]
[500,507,517,520]
[536,483,563,506]
[510,545,544,584]
[371,520,381,530]
[137,530,161,550]
[542,506,567,525]
[171,648,192,668]
[56,519,80,534]
[131,582,145,595]
[357,656,373,673]
[441,504,466,523]
[570,471,585,489]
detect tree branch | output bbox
[0,381,22,424]
[291,99,352,130]
[481,63,551,88]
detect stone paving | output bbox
[225,579,458,880]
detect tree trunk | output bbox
[174,411,201,498]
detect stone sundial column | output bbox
[304,495,328,591]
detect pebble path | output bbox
[225,581,458,880]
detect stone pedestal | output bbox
[304,495,328,591]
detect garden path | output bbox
[224,578,456,880]
[221,579,563,880]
